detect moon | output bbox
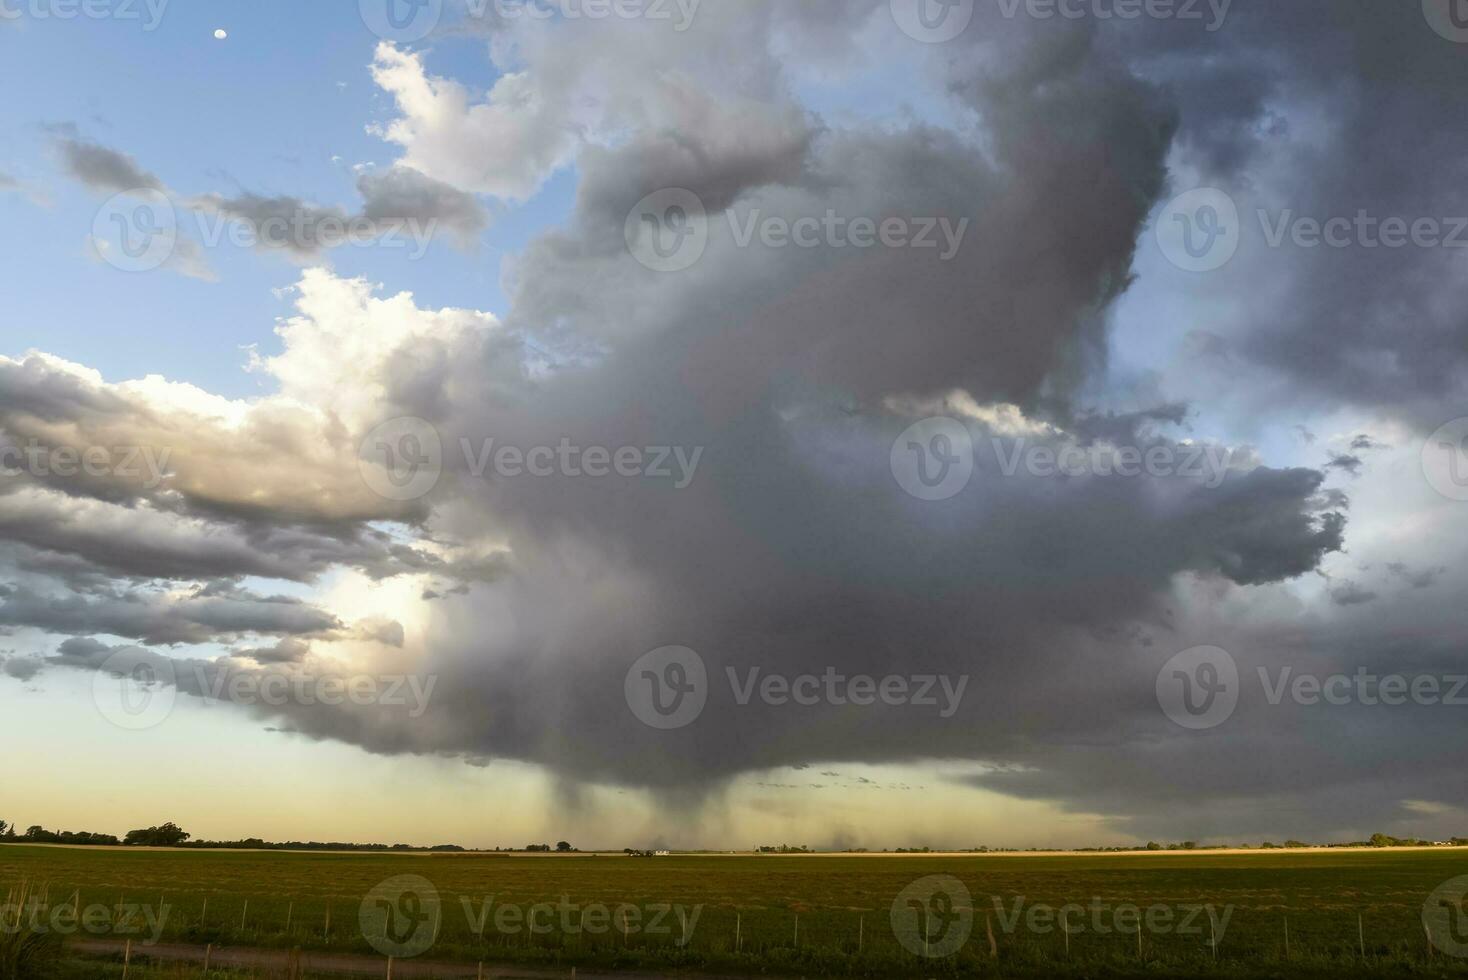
[213,29,228,40]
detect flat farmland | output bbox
[6,845,1468,977]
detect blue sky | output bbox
[0,5,577,395]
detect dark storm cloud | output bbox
[229,638,311,664]
[13,0,1468,846]
[1386,562,1445,590]
[1116,0,1468,428]
[55,137,164,193]
[50,134,488,259]
[964,571,1468,840]
[357,165,489,243]
[154,14,1345,804]
[0,483,494,587]
[0,655,41,681]
[0,584,343,645]
[1329,581,1378,607]
[189,192,352,259]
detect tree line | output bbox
[0,821,582,853]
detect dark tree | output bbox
[124,822,192,847]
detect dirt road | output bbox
[68,938,716,978]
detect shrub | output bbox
[0,882,63,980]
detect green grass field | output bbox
[6,845,1468,977]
